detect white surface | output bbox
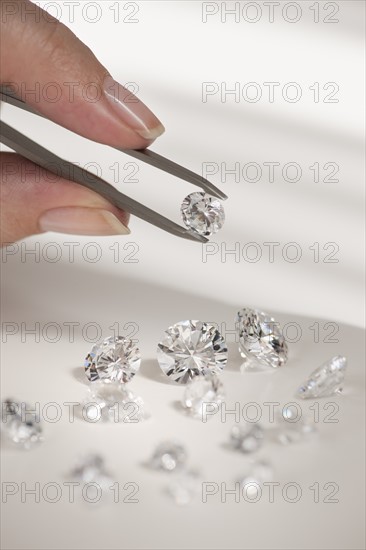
[1,1,365,549]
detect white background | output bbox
[1,1,365,549]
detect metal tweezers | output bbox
[0,88,227,243]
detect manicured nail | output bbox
[38,207,130,236]
[103,75,165,140]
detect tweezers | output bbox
[0,87,227,243]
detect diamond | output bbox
[296,355,347,399]
[237,308,288,368]
[238,460,273,495]
[182,374,225,419]
[230,423,264,453]
[69,454,113,492]
[275,407,316,444]
[150,441,187,472]
[82,381,149,423]
[157,320,227,384]
[166,470,200,505]
[181,192,225,236]
[84,336,141,383]
[1,399,43,450]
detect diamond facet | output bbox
[182,374,225,419]
[1,399,43,450]
[150,441,187,472]
[157,320,227,384]
[275,407,316,444]
[237,308,288,368]
[181,192,225,236]
[230,423,264,453]
[82,381,148,423]
[296,355,347,399]
[84,336,141,383]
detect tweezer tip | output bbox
[185,231,209,243]
[200,178,228,201]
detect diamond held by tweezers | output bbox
[296,355,347,399]
[181,191,225,236]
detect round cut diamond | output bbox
[1,399,43,450]
[237,308,288,368]
[84,336,141,383]
[70,454,111,485]
[230,423,264,453]
[182,374,225,418]
[238,460,273,496]
[181,192,225,236]
[150,441,187,472]
[82,381,148,423]
[69,454,114,502]
[157,320,228,384]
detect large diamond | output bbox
[82,381,148,423]
[182,374,225,419]
[296,355,347,399]
[181,192,225,236]
[84,336,141,383]
[237,308,288,368]
[1,399,43,450]
[157,320,228,384]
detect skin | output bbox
[0,0,165,244]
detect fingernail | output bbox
[38,207,131,236]
[103,75,165,140]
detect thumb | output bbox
[0,0,164,149]
[0,153,131,245]
[0,0,165,243]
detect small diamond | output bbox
[238,460,273,496]
[157,320,227,384]
[150,441,187,472]
[166,470,200,505]
[237,308,288,368]
[69,454,113,491]
[296,355,347,399]
[181,192,225,236]
[1,399,43,450]
[182,374,225,419]
[84,336,141,383]
[230,423,264,453]
[275,407,316,444]
[82,381,148,423]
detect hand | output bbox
[0,0,164,244]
